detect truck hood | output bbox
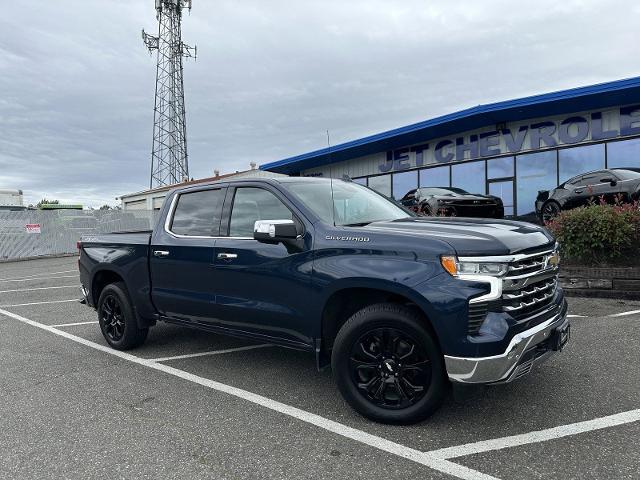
[360,217,554,256]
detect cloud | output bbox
[0,0,638,206]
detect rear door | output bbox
[150,186,226,322]
[208,183,314,346]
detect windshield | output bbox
[612,168,640,180]
[419,187,469,196]
[286,180,411,226]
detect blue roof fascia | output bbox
[260,76,640,174]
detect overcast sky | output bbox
[1,0,639,207]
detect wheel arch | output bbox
[90,268,154,329]
[91,268,126,307]
[316,282,440,370]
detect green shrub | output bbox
[545,201,640,265]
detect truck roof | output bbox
[169,175,339,193]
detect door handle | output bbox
[217,252,238,260]
[153,250,170,257]
[574,190,583,194]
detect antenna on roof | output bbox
[326,129,333,179]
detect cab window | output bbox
[578,173,603,185]
[170,188,225,236]
[228,187,293,237]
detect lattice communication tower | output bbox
[142,0,196,187]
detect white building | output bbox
[118,168,287,211]
[0,189,26,211]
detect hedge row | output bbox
[545,200,640,266]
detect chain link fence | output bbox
[0,210,159,261]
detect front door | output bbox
[571,172,603,207]
[150,186,226,322]
[209,185,314,346]
[488,180,514,216]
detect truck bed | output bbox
[81,231,152,246]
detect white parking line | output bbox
[3,308,639,480]
[0,306,499,480]
[0,299,81,308]
[0,285,79,294]
[608,309,640,317]
[150,344,274,362]
[567,314,587,318]
[50,321,98,327]
[428,408,640,459]
[0,275,78,284]
[0,270,77,281]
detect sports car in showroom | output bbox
[536,168,640,223]
[399,187,504,218]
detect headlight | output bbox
[440,255,508,277]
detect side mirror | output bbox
[600,177,617,186]
[253,219,300,243]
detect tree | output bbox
[36,198,59,208]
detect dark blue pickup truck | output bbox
[79,177,569,424]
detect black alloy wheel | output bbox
[542,201,561,223]
[332,303,447,424]
[350,327,430,409]
[97,281,148,350]
[100,294,125,342]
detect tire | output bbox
[97,282,148,350]
[541,200,561,223]
[331,303,447,424]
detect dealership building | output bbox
[261,76,640,218]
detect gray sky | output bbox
[1,0,639,207]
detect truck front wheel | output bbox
[331,303,447,424]
[97,282,148,350]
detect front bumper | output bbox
[444,306,569,384]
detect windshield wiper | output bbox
[343,222,372,227]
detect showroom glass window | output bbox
[558,144,605,184]
[607,138,640,169]
[419,165,450,187]
[352,177,367,186]
[516,151,557,217]
[451,161,486,194]
[487,156,514,179]
[489,181,514,216]
[368,174,392,197]
[170,188,225,236]
[392,170,418,200]
[229,188,292,237]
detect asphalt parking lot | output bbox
[0,256,638,479]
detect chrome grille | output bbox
[502,248,559,320]
[505,250,557,278]
[502,278,557,318]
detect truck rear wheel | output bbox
[331,303,447,424]
[97,282,148,350]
